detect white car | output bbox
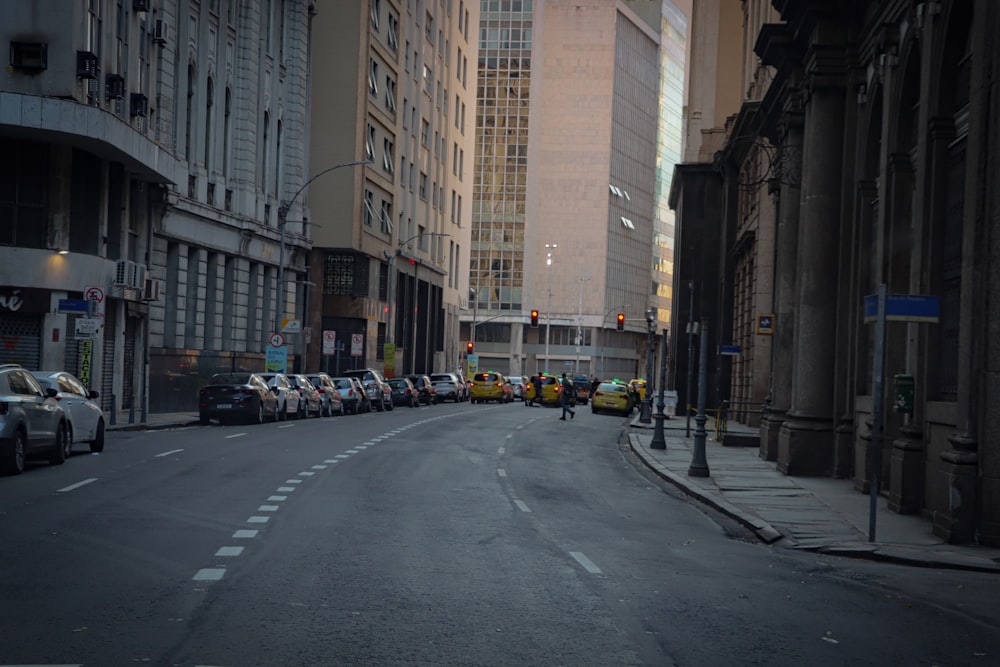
[258,373,303,421]
[30,371,105,456]
[508,376,527,401]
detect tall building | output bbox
[672,0,1000,545]
[466,0,684,381]
[308,0,478,378]
[0,0,319,414]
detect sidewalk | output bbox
[107,410,201,431]
[628,416,1000,572]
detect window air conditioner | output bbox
[143,277,161,302]
[153,18,168,45]
[105,74,125,100]
[76,50,98,79]
[131,264,147,290]
[130,93,148,117]
[114,259,136,286]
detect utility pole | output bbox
[544,243,557,374]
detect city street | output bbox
[1,402,997,666]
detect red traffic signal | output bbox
[616,313,625,331]
[530,309,539,328]
[467,341,474,353]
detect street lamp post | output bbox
[640,308,656,424]
[650,326,669,450]
[544,243,557,374]
[685,280,697,437]
[688,319,711,477]
[275,159,370,337]
[575,276,591,375]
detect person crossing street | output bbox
[559,372,575,420]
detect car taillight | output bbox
[317,388,325,394]
[496,382,502,388]
[348,389,354,397]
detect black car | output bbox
[387,377,420,408]
[198,372,278,425]
[405,374,437,405]
[343,368,392,412]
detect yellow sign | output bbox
[79,339,93,387]
[281,318,301,333]
[383,343,396,378]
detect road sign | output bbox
[281,318,301,333]
[863,294,940,323]
[269,332,285,347]
[350,333,363,357]
[84,286,105,303]
[58,299,90,314]
[75,317,102,339]
[756,313,775,335]
[718,344,741,356]
[265,345,287,373]
[322,330,337,356]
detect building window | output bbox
[383,139,394,174]
[423,65,433,95]
[370,0,380,31]
[204,77,214,172]
[369,58,379,96]
[420,118,430,147]
[425,11,434,42]
[385,77,397,113]
[364,190,375,226]
[419,172,428,199]
[380,200,393,235]
[366,124,376,160]
[388,13,399,51]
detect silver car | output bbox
[31,370,106,455]
[0,364,70,475]
[258,373,303,421]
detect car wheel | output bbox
[90,419,106,453]
[2,427,27,475]
[49,422,68,465]
[279,403,287,421]
[199,415,211,425]
[375,398,384,412]
[387,399,394,411]
[62,424,74,459]
[255,403,264,425]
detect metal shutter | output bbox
[0,313,41,368]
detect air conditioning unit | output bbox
[130,93,148,117]
[142,277,161,302]
[153,18,168,45]
[114,259,136,287]
[131,264,147,289]
[76,50,98,79]
[105,73,125,100]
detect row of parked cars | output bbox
[197,368,478,425]
[0,364,107,475]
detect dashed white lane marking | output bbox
[498,446,505,455]
[335,454,350,459]
[514,499,531,513]
[298,471,316,476]
[285,479,303,484]
[323,459,340,464]
[156,448,184,457]
[257,505,279,512]
[311,464,327,470]
[225,432,247,439]
[569,551,602,574]
[193,568,226,581]
[505,434,513,443]
[497,469,508,478]
[215,546,244,557]
[345,449,360,454]
[57,478,98,493]
[247,516,269,524]
[232,530,258,538]
[268,495,287,501]
[364,441,378,446]
[278,423,296,429]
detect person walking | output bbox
[559,372,575,420]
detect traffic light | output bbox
[530,309,539,328]
[467,341,474,353]
[616,313,625,331]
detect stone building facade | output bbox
[673,0,1000,545]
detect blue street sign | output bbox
[58,298,91,313]
[718,344,741,356]
[864,294,940,323]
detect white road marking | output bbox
[569,551,602,574]
[57,478,98,493]
[232,530,258,538]
[247,516,269,524]
[355,445,369,449]
[225,432,246,439]
[215,546,244,557]
[324,459,340,464]
[156,448,184,457]
[277,486,296,492]
[498,446,505,455]
[278,424,295,429]
[298,471,316,476]
[505,434,513,443]
[258,505,279,512]
[268,495,287,501]
[311,464,327,470]
[193,568,226,581]
[346,449,360,453]
[364,441,378,446]
[335,454,350,459]
[285,479,303,484]
[514,499,531,513]
[497,469,508,478]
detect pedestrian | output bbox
[533,375,543,407]
[559,372,575,420]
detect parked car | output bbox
[591,381,635,416]
[470,371,505,404]
[199,372,279,425]
[258,373,303,420]
[343,368,392,412]
[387,377,420,408]
[0,364,70,474]
[30,370,106,455]
[572,376,592,405]
[429,372,464,403]
[330,376,369,415]
[288,374,322,418]
[405,374,437,405]
[509,376,527,401]
[305,373,345,417]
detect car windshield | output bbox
[209,373,253,385]
[345,370,375,381]
[598,383,627,393]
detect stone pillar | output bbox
[778,48,846,477]
[760,102,803,462]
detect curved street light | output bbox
[274,159,371,336]
[544,243,557,374]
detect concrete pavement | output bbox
[108,408,1000,572]
[628,415,1000,573]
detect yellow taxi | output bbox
[591,381,634,416]
[524,374,562,406]
[470,371,505,403]
[629,379,648,401]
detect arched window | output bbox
[261,111,270,195]
[223,87,232,178]
[185,63,196,161]
[204,77,214,171]
[275,120,283,204]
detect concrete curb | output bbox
[627,433,784,544]
[108,420,201,432]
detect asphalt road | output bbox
[1,401,998,666]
